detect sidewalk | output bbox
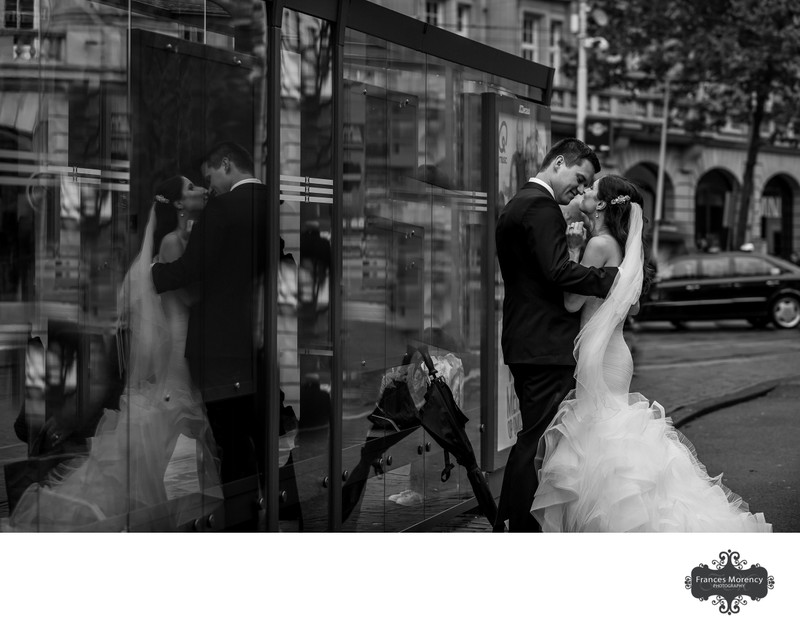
[436,374,798,533]
[678,375,800,532]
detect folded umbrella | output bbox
[416,345,497,526]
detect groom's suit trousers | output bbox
[494,364,575,532]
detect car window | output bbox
[699,257,730,278]
[659,258,697,280]
[733,257,775,276]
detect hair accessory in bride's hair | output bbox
[154,194,170,204]
[610,194,630,206]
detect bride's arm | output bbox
[564,237,611,312]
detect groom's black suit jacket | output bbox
[152,182,267,402]
[495,181,617,366]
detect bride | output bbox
[531,174,771,532]
[3,176,222,531]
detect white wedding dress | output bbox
[3,210,222,532]
[531,206,771,533]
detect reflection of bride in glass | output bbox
[4,176,222,531]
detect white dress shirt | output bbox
[230,177,262,191]
[528,176,555,200]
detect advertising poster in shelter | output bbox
[494,96,550,454]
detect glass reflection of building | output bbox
[0,0,552,532]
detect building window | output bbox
[425,1,443,27]
[549,19,563,84]
[456,3,471,37]
[4,0,34,29]
[521,13,541,62]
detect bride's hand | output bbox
[41,416,69,450]
[566,221,587,251]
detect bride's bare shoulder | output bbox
[581,234,617,265]
[586,234,621,265]
[159,231,186,263]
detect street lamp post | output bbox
[574,3,608,141]
[576,1,588,141]
[652,79,670,265]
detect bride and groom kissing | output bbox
[4,141,266,531]
[493,138,771,533]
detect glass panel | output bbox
[421,60,485,519]
[1,0,135,531]
[278,9,334,531]
[340,32,425,531]
[1,0,267,532]
[128,6,268,531]
[340,29,537,530]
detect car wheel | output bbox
[747,317,770,329]
[770,295,800,329]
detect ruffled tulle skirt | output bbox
[531,391,772,533]
[3,382,222,532]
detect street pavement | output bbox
[678,376,800,532]
[437,322,800,533]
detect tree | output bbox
[573,0,800,248]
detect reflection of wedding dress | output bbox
[531,206,771,533]
[4,213,221,532]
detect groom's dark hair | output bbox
[540,137,601,173]
[203,141,255,176]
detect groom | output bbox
[151,141,266,491]
[494,138,618,532]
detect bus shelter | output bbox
[0,0,553,531]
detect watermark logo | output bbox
[686,550,775,614]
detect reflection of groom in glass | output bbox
[151,142,266,494]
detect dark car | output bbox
[636,252,800,329]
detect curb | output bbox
[670,377,790,428]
